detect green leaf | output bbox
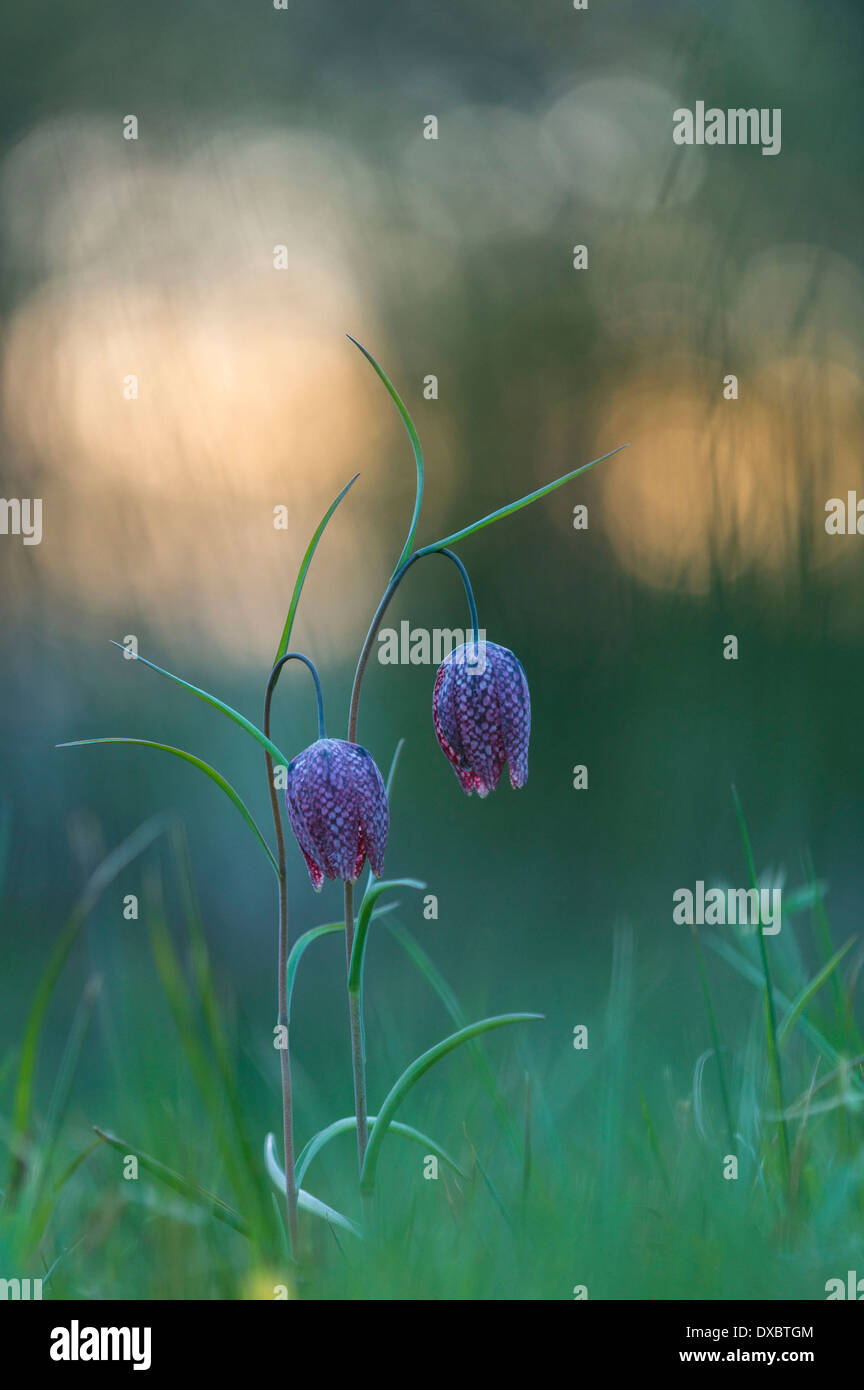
[285,923,343,1025]
[110,644,291,768]
[777,937,856,1051]
[294,1115,465,1188]
[93,1126,248,1235]
[263,1135,361,1237]
[348,336,424,571]
[58,738,278,877]
[385,919,519,1147]
[704,932,864,1090]
[285,902,400,1026]
[419,444,628,552]
[348,878,425,995]
[274,472,360,662]
[360,1012,542,1194]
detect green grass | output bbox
[2,807,862,1300]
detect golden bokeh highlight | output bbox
[599,357,864,594]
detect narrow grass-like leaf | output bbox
[109,644,291,767]
[169,824,270,1232]
[294,1115,465,1187]
[360,1013,542,1194]
[263,1134,361,1236]
[285,902,400,1026]
[274,472,360,662]
[9,815,168,1172]
[286,923,343,1025]
[58,739,278,877]
[732,786,790,1188]
[704,932,864,1090]
[386,918,519,1147]
[348,878,425,995]
[348,336,423,571]
[689,927,735,1149]
[418,444,629,553]
[638,1087,670,1191]
[93,1126,248,1234]
[777,938,856,1051]
[20,975,102,1242]
[145,878,266,1233]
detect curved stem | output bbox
[348,547,478,743]
[263,650,327,1258]
[267,651,327,741]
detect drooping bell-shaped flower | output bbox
[432,640,530,797]
[284,738,389,890]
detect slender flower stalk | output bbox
[263,650,328,1255]
[348,547,478,742]
[341,548,476,1185]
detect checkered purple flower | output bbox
[432,640,530,797]
[284,737,389,890]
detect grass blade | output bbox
[93,1126,248,1235]
[274,472,360,661]
[263,1135,361,1236]
[419,444,629,552]
[348,879,425,995]
[294,1115,465,1188]
[58,738,278,877]
[286,923,343,1025]
[8,815,169,1174]
[386,918,519,1147]
[348,336,423,571]
[285,902,400,1026]
[109,644,290,767]
[777,937,856,1051]
[732,786,790,1188]
[359,1013,542,1194]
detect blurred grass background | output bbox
[1,0,863,1298]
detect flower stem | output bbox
[342,549,476,1193]
[264,655,324,1258]
[348,547,478,742]
[344,880,369,1174]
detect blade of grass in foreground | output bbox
[263,1135,361,1237]
[293,1115,465,1187]
[19,974,102,1244]
[386,918,520,1149]
[170,823,271,1235]
[273,471,360,662]
[93,1127,248,1235]
[145,872,268,1237]
[348,879,425,994]
[732,786,790,1189]
[8,815,169,1179]
[689,924,736,1149]
[58,738,278,877]
[360,1013,542,1195]
[777,938,856,1051]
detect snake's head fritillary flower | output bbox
[284,738,389,890]
[432,640,530,797]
